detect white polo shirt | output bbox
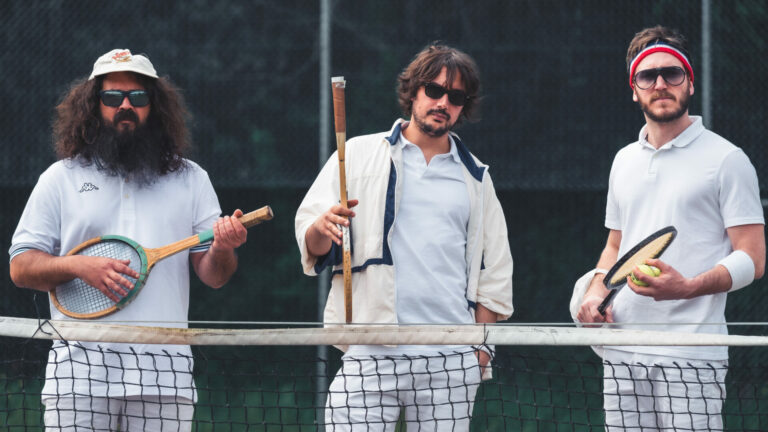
[605,116,764,360]
[392,133,472,326]
[10,157,221,399]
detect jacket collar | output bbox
[385,119,485,182]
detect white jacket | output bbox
[295,119,514,329]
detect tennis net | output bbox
[1,316,768,431]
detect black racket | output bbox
[598,226,677,315]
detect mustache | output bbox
[113,109,139,124]
[651,91,676,102]
[427,108,450,122]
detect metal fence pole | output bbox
[701,0,712,129]
[317,0,331,428]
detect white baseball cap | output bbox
[88,49,158,80]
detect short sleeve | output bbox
[718,149,764,228]
[9,165,63,260]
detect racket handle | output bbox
[197,206,274,244]
[597,290,617,316]
[239,206,274,228]
[331,77,346,134]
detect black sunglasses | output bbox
[633,66,686,90]
[99,90,150,107]
[422,82,469,106]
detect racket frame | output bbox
[598,225,677,315]
[50,235,150,319]
[50,206,273,319]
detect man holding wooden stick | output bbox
[295,43,513,431]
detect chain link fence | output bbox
[1,0,766,323]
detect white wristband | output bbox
[594,268,609,275]
[717,250,755,292]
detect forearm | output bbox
[304,224,333,258]
[475,303,497,324]
[194,248,238,289]
[686,265,732,297]
[685,224,766,297]
[10,250,78,292]
[586,238,620,297]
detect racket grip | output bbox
[239,206,274,228]
[197,206,274,244]
[331,77,346,134]
[597,290,617,316]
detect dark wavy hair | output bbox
[53,73,190,174]
[397,43,481,125]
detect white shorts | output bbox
[43,395,194,432]
[602,349,727,431]
[325,349,482,431]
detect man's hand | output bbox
[627,259,700,300]
[577,270,614,325]
[210,209,248,254]
[73,255,139,303]
[577,229,621,325]
[577,292,614,325]
[476,349,490,367]
[313,199,358,246]
[305,199,359,257]
[191,209,249,289]
[475,349,491,378]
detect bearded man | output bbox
[9,49,248,431]
[295,44,513,431]
[576,26,765,430]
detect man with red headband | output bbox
[576,26,765,430]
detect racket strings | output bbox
[55,241,142,315]
[609,234,674,285]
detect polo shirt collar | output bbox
[385,118,485,182]
[394,122,462,164]
[637,116,705,150]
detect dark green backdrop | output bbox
[2,1,768,429]
[2,0,766,326]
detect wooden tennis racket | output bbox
[51,206,274,319]
[598,225,677,315]
[332,76,353,323]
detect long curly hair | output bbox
[52,74,190,175]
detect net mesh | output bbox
[54,241,143,315]
[2,318,768,431]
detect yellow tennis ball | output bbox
[630,264,661,286]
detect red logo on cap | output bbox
[112,51,132,63]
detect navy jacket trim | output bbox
[388,122,485,182]
[452,134,486,182]
[331,160,397,276]
[320,122,482,277]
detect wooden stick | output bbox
[332,76,353,323]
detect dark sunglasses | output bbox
[422,82,469,106]
[633,66,686,90]
[99,90,150,107]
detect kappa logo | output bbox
[111,51,132,63]
[78,182,100,193]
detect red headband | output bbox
[629,43,694,89]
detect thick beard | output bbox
[639,87,691,123]
[89,119,171,187]
[413,108,453,137]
